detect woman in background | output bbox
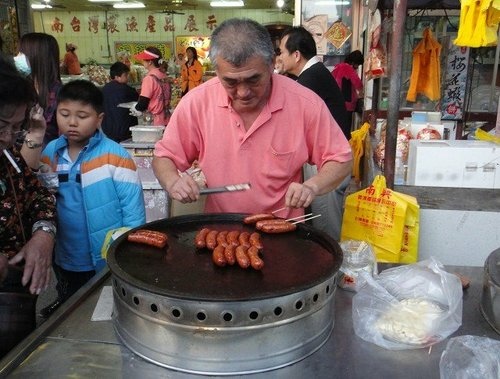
[180,46,203,96]
[331,50,364,131]
[63,43,81,75]
[19,33,62,145]
[131,47,170,127]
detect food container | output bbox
[107,213,343,375]
[129,125,165,143]
[480,247,500,335]
[338,240,377,291]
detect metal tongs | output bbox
[199,183,251,195]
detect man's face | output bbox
[216,55,273,114]
[279,35,299,76]
[116,72,129,84]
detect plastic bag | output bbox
[440,335,500,379]
[352,258,463,350]
[341,175,420,263]
[338,240,378,292]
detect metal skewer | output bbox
[286,213,313,222]
[272,206,287,214]
[199,183,251,195]
[291,214,322,224]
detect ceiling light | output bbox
[113,1,146,9]
[31,3,52,9]
[277,0,285,7]
[210,0,244,7]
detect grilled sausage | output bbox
[216,231,229,247]
[212,245,227,267]
[238,231,251,248]
[128,230,168,248]
[243,213,276,225]
[235,245,250,269]
[247,246,264,270]
[227,230,240,247]
[195,228,211,249]
[249,232,263,249]
[257,219,297,233]
[206,230,219,250]
[224,244,236,266]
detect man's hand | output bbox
[9,231,54,295]
[168,174,200,204]
[285,182,318,209]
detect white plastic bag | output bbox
[440,335,500,379]
[352,258,463,350]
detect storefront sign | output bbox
[441,41,469,120]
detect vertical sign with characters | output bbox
[441,40,469,120]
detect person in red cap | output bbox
[131,47,170,126]
[63,43,81,75]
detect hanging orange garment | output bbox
[485,0,500,46]
[406,28,442,102]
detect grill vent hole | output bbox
[222,312,233,322]
[150,303,158,313]
[133,296,140,305]
[197,312,207,321]
[171,308,181,318]
[249,311,259,320]
[295,300,304,310]
[274,306,283,316]
[326,285,330,294]
[313,294,319,302]
[121,287,126,297]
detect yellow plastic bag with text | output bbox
[341,175,419,263]
[392,191,420,263]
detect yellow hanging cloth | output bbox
[455,0,500,47]
[349,122,370,184]
[406,28,442,102]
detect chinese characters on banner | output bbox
[442,40,469,120]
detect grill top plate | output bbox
[107,213,343,301]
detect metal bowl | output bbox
[107,213,343,375]
[480,247,500,335]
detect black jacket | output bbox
[101,81,139,142]
[297,62,350,139]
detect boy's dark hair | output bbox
[110,61,130,79]
[345,50,364,66]
[280,26,317,60]
[57,79,104,114]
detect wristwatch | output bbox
[32,220,57,239]
[25,138,43,149]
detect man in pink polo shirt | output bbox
[153,18,352,220]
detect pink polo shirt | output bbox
[140,67,168,126]
[154,74,352,218]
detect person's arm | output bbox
[152,155,200,203]
[285,160,352,209]
[20,104,46,169]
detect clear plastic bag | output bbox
[440,335,500,379]
[352,258,463,350]
[338,240,378,292]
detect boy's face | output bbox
[57,100,103,147]
[115,72,129,84]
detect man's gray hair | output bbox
[209,18,275,70]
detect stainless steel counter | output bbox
[1,265,498,378]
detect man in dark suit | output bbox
[279,26,349,139]
[279,26,351,241]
